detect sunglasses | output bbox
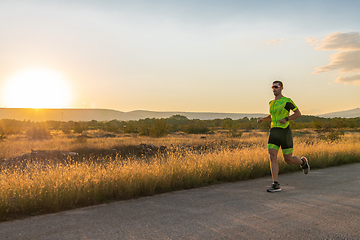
[271,85,281,89]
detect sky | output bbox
[0,0,360,115]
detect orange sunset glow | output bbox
[2,68,72,109]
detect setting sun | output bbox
[2,68,72,108]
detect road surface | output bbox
[1,163,359,239]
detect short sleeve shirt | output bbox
[269,96,298,128]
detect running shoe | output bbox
[267,182,281,192]
[301,156,310,174]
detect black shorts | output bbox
[267,126,293,154]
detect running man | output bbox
[257,80,310,192]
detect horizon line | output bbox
[0,107,359,117]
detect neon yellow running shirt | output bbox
[269,96,298,128]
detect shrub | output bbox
[150,119,168,137]
[324,130,344,142]
[123,122,138,133]
[73,122,84,134]
[183,120,209,134]
[60,122,72,134]
[165,115,189,125]
[258,121,271,131]
[228,129,243,138]
[25,126,52,139]
[139,122,152,136]
[105,120,121,133]
[139,119,168,137]
[0,134,6,141]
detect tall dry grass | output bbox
[1,130,360,221]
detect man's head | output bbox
[272,80,283,96]
[272,80,283,88]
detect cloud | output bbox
[314,50,360,73]
[316,32,360,51]
[254,38,285,48]
[311,32,360,85]
[335,74,360,85]
[305,36,319,46]
[264,38,284,45]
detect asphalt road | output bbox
[1,163,360,240]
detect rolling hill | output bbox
[0,108,266,122]
[318,108,360,118]
[0,107,358,122]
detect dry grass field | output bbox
[1,129,360,221]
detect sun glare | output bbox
[2,68,72,108]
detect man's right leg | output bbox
[267,148,281,192]
[269,148,279,182]
[267,128,281,192]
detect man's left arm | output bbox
[279,109,301,124]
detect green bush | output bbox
[73,122,84,134]
[139,122,152,136]
[165,115,189,125]
[151,119,168,137]
[123,122,138,133]
[228,129,243,138]
[324,130,344,142]
[60,122,72,134]
[183,120,209,134]
[26,126,51,139]
[0,134,6,141]
[139,119,168,137]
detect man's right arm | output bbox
[257,115,271,123]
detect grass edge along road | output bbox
[1,137,360,221]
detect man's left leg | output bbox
[282,127,310,174]
[283,153,302,165]
[283,152,310,174]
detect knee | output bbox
[284,158,292,164]
[283,155,292,164]
[268,151,278,161]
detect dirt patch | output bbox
[1,150,77,169]
[0,141,253,170]
[0,143,168,169]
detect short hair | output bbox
[273,80,283,87]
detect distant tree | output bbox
[150,119,168,137]
[212,118,222,127]
[259,121,271,131]
[138,119,168,137]
[123,122,138,133]
[166,115,189,125]
[183,120,209,134]
[46,121,62,130]
[60,122,72,134]
[224,118,233,130]
[105,120,121,133]
[73,122,84,134]
[26,124,51,139]
[138,121,152,136]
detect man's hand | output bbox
[259,115,271,123]
[279,118,287,124]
